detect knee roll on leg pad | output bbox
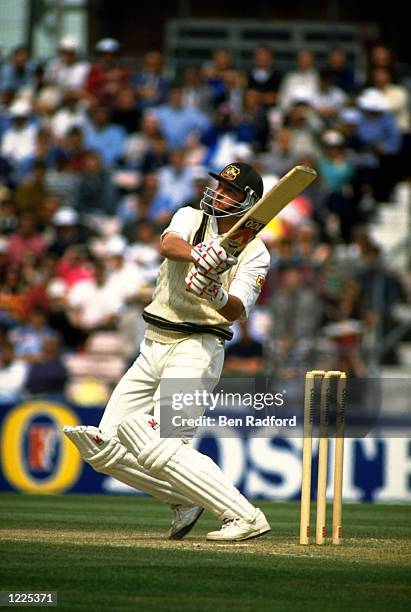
[118,416,184,474]
[62,425,125,471]
[118,415,256,521]
[62,425,192,506]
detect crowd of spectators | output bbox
[0,35,410,403]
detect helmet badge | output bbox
[221,164,240,181]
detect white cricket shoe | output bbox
[206,508,270,542]
[168,504,204,540]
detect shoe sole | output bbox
[169,508,204,540]
[206,525,271,542]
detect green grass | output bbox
[0,494,410,611]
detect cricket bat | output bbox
[220,165,317,258]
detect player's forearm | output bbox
[160,233,193,262]
[217,294,244,321]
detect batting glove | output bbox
[185,266,229,310]
[191,239,237,274]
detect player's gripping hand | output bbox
[191,239,237,274]
[185,266,228,310]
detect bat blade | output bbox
[220,165,317,257]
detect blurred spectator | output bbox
[224,320,264,374]
[17,250,43,289]
[132,51,170,110]
[48,207,91,257]
[335,107,379,210]
[368,66,411,181]
[325,48,358,96]
[26,64,61,113]
[282,99,321,159]
[132,172,169,226]
[0,195,18,234]
[311,68,348,127]
[365,44,397,83]
[103,234,145,301]
[122,112,163,170]
[32,84,60,132]
[83,105,126,166]
[356,88,402,201]
[316,245,354,325]
[56,243,94,288]
[1,99,37,165]
[75,150,119,217]
[150,84,210,149]
[238,88,270,152]
[201,48,245,110]
[116,190,143,224]
[22,252,59,314]
[7,212,46,265]
[37,193,60,232]
[17,127,64,182]
[45,36,89,91]
[262,127,300,177]
[14,160,49,217]
[139,133,169,174]
[0,264,29,330]
[269,263,323,376]
[151,149,196,219]
[46,279,87,351]
[66,258,123,331]
[126,219,161,286]
[0,155,14,187]
[25,333,68,395]
[110,87,141,134]
[261,226,320,306]
[336,107,364,152]
[180,65,211,112]
[102,234,153,364]
[322,318,367,377]
[85,38,129,105]
[247,47,283,107]
[318,129,357,242]
[216,68,245,115]
[45,151,80,208]
[369,67,410,133]
[278,50,320,110]
[0,338,27,403]
[201,104,254,172]
[356,244,408,365]
[50,89,87,141]
[0,45,35,95]
[9,307,53,362]
[61,126,88,172]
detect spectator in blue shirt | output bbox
[83,105,126,166]
[151,84,210,149]
[201,103,256,172]
[0,45,36,95]
[356,88,402,201]
[16,127,65,183]
[151,148,196,220]
[357,89,402,155]
[9,307,53,362]
[132,51,170,110]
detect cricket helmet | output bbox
[201,162,264,218]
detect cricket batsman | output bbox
[64,161,271,541]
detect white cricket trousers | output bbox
[99,334,225,436]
